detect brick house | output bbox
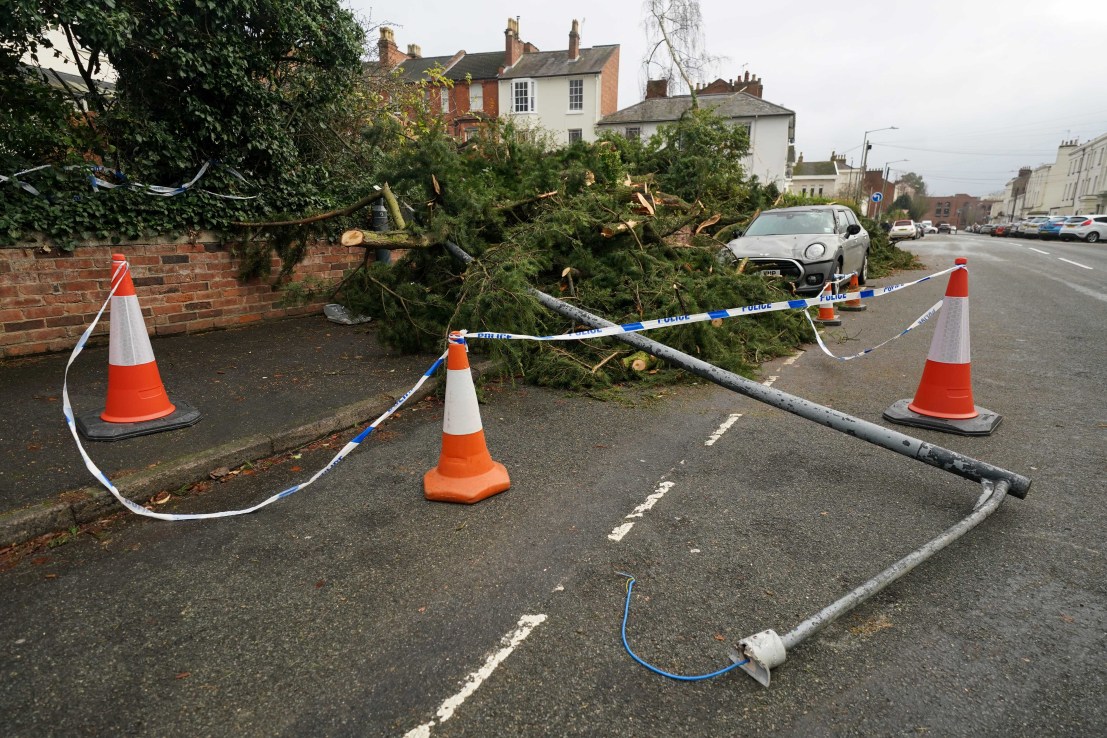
[377,19,619,145]
[926,194,986,229]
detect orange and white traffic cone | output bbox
[424,332,510,503]
[838,272,868,312]
[883,257,1001,436]
[101,254,175,423]
[815,281,841,326]
[77,254,201,441]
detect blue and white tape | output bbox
[62,280,445,520]
[804,300,944,361]
[4,161,257,200]
[65,263,960,521]
[467,265,962,344]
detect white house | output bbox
[498,21,619,146]
[595,82,795,189]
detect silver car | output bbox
[718,205,871,295]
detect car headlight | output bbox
[804,242,826,260]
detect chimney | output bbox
[505,17,523,68]
[406,44,422,58]
[645,79,669,99]
[568,19,581,60]
[378,27,407,68]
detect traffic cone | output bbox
[883,258,1001,436]
[815,281,841,326]
[424,332,510,503]
[838,272,868,312]
[76,254,201,441]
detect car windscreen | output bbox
[745,211,836,236]
[893,220,912,227]
[1064,216,1085,223]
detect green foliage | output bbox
[335,114,809,391]
[1,0,367,249]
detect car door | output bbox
[837,209,864,275]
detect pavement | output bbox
[0,311,459,548]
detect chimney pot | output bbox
[406,44,421,58]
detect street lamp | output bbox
[874,158,909,221]
[856,126,898,202]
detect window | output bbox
[440,88,449,114]
[512,79,535,113]
[568,128,583,144]
[463,127,479,142]
[801,188,807,196]
[568,79,583,111]
[624,126,641,141]
[818,186,823,196]
[469,84,483,113]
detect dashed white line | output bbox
[761,374,779,387]
[405,614,547,738]
[608,481,675,541]
[705,413,742,445]
[1058,257,1093,270]
[1029,247,1050,255]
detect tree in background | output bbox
[641,0,720,108]
[898,171,927,196]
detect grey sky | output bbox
[346,0,1107,197]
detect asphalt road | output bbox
[2,233,1104,736]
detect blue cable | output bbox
[618,574,748,681]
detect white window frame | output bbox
[440,87,449,114]
[469,83,483,113]
[624,126,641,141]
[568,79,584,112]
[568,128,583,144]
[512,79,536,114]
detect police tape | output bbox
[62,275,445,520]
[804,300,944,361]
[64,262,960,521]
[3,161,258,199]
[466,264,962,343]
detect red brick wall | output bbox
[0,236,368,358]
[599,47,620,116]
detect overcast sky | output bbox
[345,0,1107,197]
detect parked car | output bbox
[924,224,939,234]
[1018,216,1051,239]
[718,205,871,295]
[992,223,1012,237]
[1037,216,1070,241]
[979,223,995,234]
[937,223,952,234]
[1059,214,1107,243]
[889,219,917,242]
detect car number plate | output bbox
[760,269,781,276]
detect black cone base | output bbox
[77,401,202,442]
[882,399,1001,437]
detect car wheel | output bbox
[1087,231,1101,243]
[858,250,868,285]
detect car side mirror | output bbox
[846,224,861,236]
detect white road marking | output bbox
[762,374,779,387]
[782,352,802,366]
[405,614,547,738]
[608,480,676,541]
[607,522,635,542]
[1029,247,1050,255]
[705,413,742,445]
[1058,257,1093,270]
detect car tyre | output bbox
[858,250,868,285]
[1087,231,1101,243]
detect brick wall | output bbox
[0,235,368,359]
[599,47,620,116]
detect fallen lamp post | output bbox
[445,241,1030,686]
